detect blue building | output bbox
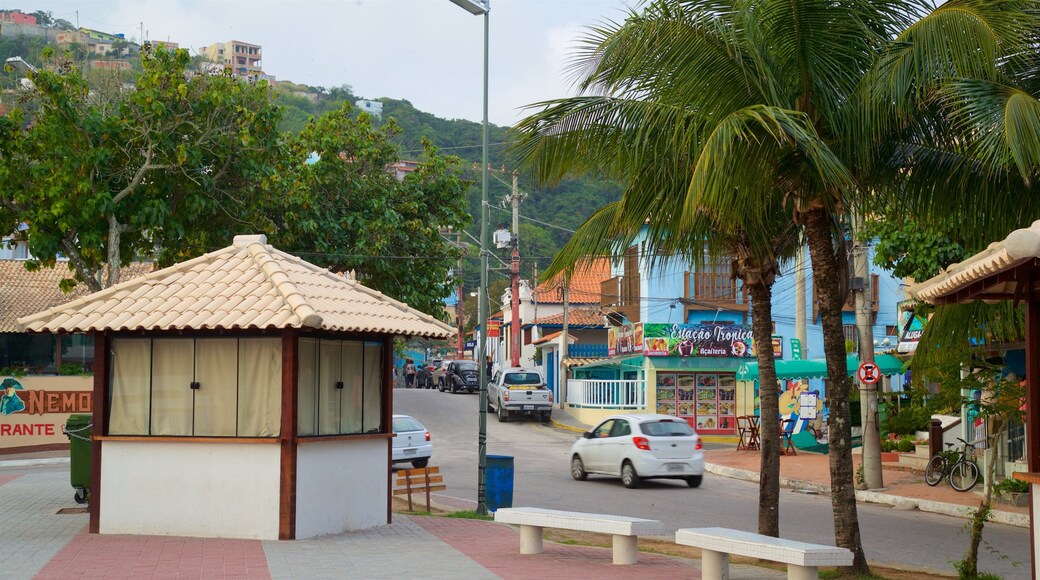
[556,236,906,435]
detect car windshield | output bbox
[639,420,693,437]
[457,362,477,371]
[393,417,425,433]
[504,372,541,385]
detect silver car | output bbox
[569,414,704,488]
[392,414,432,469]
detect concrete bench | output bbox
[676,527,853,580]
[494,507,664,564]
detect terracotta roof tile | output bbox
[18,234,454,339]
[912,219,1040,303]
[532,331,580,345]
[530,307,606,327]
[536,258,611,304]
[0,260,152,333]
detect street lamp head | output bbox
[449,0,488,15]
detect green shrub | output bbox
[883,406,932,436]
[58,363,87,376]
[896,438,915,453]
[880,439,896,452]
[993,477,1029,494]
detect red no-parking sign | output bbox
[857,362,881,384]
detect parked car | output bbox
[391,414,432,469]
[569,414,703,489]
[428,358,443,373]
[444,360,480,394]
[433,360,454,390]
[415,363,434,389]
[487,367,552,422]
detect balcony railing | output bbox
[600,276,640,323]
[567,379,646,409]
[685,269,748,313]
[566,343,608,358]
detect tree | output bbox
[510,0,1035,572]
[265,104,471,318]
[0,46,283,291]
[29,10,53,27]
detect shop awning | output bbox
[736,354,907,382]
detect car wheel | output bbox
[412,458,429,469]
[497,401,509,422]
[437,379,444,392]
[685,475,703,488]
[571,455,588,481]
[621,461,641,489]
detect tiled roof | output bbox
[536,258,611,304]
[562,357,607,368]
[531,331,580,346]
[18,235,454,339]
[912,220,1040,303]
[530,307,606,327]
[0,261,153,333]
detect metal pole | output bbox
[476,2,490,516]
[853,213,882,489]
[510,172,521,367]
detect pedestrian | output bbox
[404,359,416,388]
[486,355,493,379]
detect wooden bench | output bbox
[393,466,445,512]
[494,507,663,565]
[676,528,852,580]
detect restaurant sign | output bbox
[608,322,644,356]
[642,323,755,358]
[0,375,93,451]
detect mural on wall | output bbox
[0,378,25,415]
[642,324,755,358]
[778,379,825,441]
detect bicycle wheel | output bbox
[948,460,980,492]
[924,455,946,486]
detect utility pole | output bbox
[455,231,464,360]
[853,214,882,489]
[508,171,523,367]
[559,284,569,407]
[795,245,807,359]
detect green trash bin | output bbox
[485,455,514,512]
[65,414,92,504]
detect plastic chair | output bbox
[780,419,797,456]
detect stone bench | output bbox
[494,507,664,564]
[676,527,853,580]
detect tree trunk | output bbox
[803,207,869,573]
[964,418,1004,576]
[747,280,781,537]
[106,214,123,288]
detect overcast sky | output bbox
[9,0,637,126]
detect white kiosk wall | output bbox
[295,439,388,538]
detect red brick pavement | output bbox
[705,448,1029,516]
[412,515,701,579]
[34,529,271,580]
[0,474,22,487]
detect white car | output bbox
[392,414,432,468]
[569,414,704,488]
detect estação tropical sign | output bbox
[641,323,755,358]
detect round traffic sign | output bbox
[857,362,881,384]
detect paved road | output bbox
[395,387,1031,578]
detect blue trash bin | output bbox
[485,455,514,511]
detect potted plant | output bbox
[994,477,1030,507]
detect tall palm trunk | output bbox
[803,207,869,573]
[747,280,781,537]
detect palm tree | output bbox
[540,188,798,537]
[511,0,1035,572]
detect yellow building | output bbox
[199,40,264,81]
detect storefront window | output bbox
[0,333,58,374]
[108,337,282,437]
[656,371,737,433]
[60,334,95,373]
[297,338,383,436]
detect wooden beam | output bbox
[384,334,394,524]
[932,260,1040,305]
[89,332,109,534]
[1026,295,1040,577]
[278,329,299,540]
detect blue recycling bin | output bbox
[485,455,514,511]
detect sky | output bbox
[8,0,639,126]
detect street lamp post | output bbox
[449,0,491,515]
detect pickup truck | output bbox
[488,367,552,423]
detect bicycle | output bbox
[924,437,980,492]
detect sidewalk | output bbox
[549,411,1029,528]
[0,467,782,580]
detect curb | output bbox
[0,457,70,468]
[550,419,587,434]
[704,462,1029,528]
